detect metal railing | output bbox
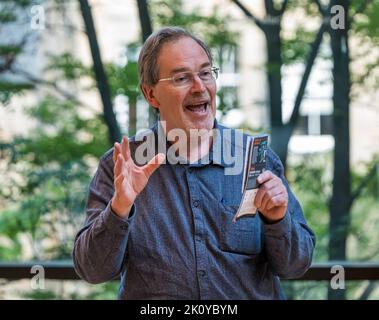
[0,261,378,281]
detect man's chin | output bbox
[185,113,215,130]
[186,121,214,133]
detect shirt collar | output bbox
[147,119,244,168]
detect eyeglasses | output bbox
[158,67,219,87]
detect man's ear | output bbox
[141,84,160,110]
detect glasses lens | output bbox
[173,73,192,86]
[198,69,213,81]
[171,68,219,86]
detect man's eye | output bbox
[175,74,191,83]
[199,70,212,78]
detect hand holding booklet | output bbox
[233,134,269,222]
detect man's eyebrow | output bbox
[169,62,211,74]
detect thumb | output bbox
[143,153,165,178]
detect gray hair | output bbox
[138,26,213,87]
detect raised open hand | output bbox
[111,136,165,218]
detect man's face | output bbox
[142,37,217,135]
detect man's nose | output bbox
[190,74,206,93]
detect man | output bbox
[73,27,315,299]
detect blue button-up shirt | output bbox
[73,121,315,299]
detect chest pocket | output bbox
[218,203,263,256]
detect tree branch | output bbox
[350,161,378,206]
[79,0,121,144]
[0,55,16,73]
[351,0,374,19]
[278,0,289,16]
[359,281,378,300]
[136,0,153,42]
[231,0,265,30]
[314,0,325,16]
[136,0,156,127]
[287,22,327,132]
[44,22,85,34]
[0,35,29,74]
[10,67,99,114]
[264,0,275,15]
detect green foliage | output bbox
[106,43,140,101]
[0,81,34,105]
[72,281,119,300]
[18,281,119,300]
[287,154,332,262]
[0,10,17,23]
[0,0,38,104]
[151,0,239,62]
[0,45,23,56]
[44,53,93,82]
[18,97,108,165]
[282,280,328,300]
[285,154,379,299]
[0,94,109,260]
[282,27,319,65]
[287,0,321,16]
[348,0,379,91]
[351,1,379,41]
[288,153,379,264]
[22,289,60,300]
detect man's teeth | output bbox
[186,103,207,112]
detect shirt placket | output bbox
[186,166,210,299]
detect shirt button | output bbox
[188,168,193,174]
[193,200,200,207]
[199,270,206,277]
[120,225,128,231]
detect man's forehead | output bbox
[170,62,211,74]
[157,37,211,73]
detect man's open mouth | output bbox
[184,102,208,114]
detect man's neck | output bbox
[160,123,215,163]
[186,130,214,163]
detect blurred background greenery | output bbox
[0,0,378,299]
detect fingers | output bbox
[114,154,124,179]
[113,142,121,163]
[254,172,280,208]
[255,185,282,208]
[257,170,276,185]
[254,171,288,211]
[121,136,131,161]
[114,171,124,193]
[143,153,165,178]
[113,136,131,163]
[258,187,287,208]
[266,192,288,211]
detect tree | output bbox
[0,94,109,260]
[233,0,379,300]
[136,0,156,126]
[232,0,327,168]
[78,0,121,144]
[0,0,36,104]
[107,43,140,136]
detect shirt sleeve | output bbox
[72,150,136,284]
[261,149,316,279]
